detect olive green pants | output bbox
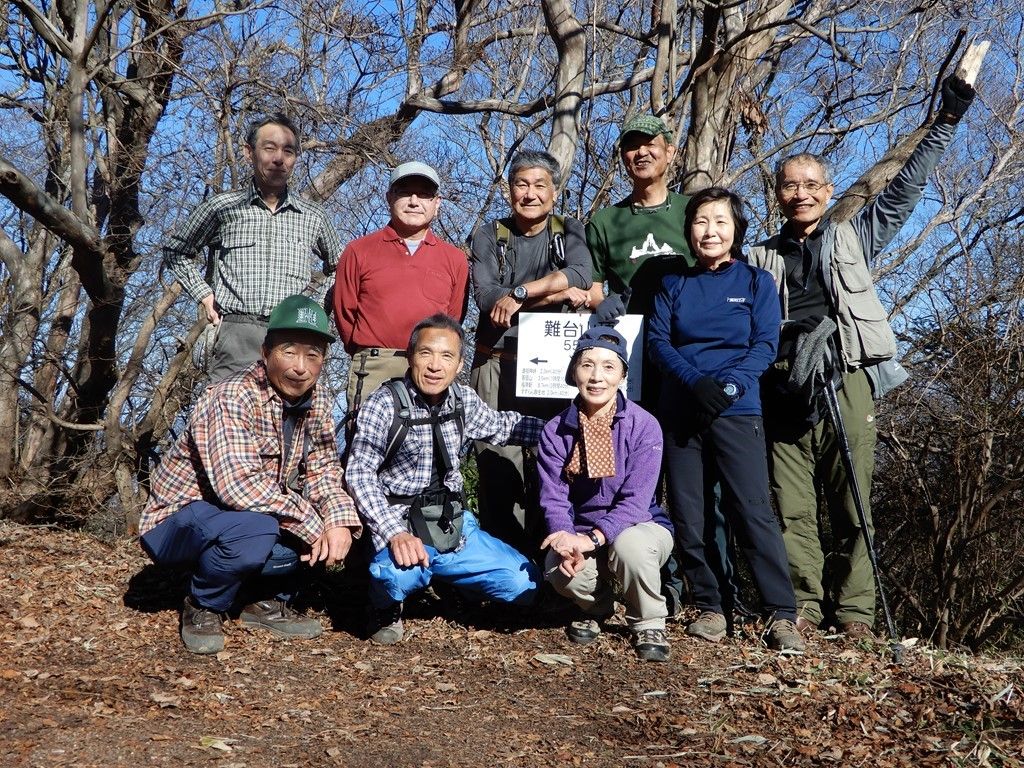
[765,368,876,627]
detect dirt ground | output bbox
[1,521,1022,768]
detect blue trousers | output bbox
[140,501,301,612]
[368,511,540,609]
[664,415,797,621]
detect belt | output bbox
[355,347,407,358]
[475,342,517,361]
[221,313,269,326]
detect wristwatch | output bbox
[586,530,602,548]
[510,285,529,302]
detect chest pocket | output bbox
[420,268,453,304]
[831,247,874,293]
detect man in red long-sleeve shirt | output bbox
[333,162,469,414]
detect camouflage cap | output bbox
[619,114,673,143]
[266,295,334,343]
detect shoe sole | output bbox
[181,636,224,654]
[686,628,726,643]
[239,618,323,640]
[567,632,599,645]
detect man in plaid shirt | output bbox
[164,113,343,382]
[140,295,360,654]
[346,313,544,644]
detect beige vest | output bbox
[749,220,896,368]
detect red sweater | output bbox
[333,225,469,354]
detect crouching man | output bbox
[345,313,545,644]
[140,295,361,654]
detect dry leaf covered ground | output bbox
[1,521,1022,767]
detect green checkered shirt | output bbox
[163,180,342,317]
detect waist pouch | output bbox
[403,491,465,554]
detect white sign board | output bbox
[515,312,644,400]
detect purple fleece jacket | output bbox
[538,392,673,544]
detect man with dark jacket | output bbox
[749,76,975,637]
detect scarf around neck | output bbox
[565,399,617,480]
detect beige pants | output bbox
[545,522,674,632]
[346,349,409,410]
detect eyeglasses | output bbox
[779,181,828,194]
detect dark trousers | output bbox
[664,414,796,621]
[140,501,302,612]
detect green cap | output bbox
[266,295,334,342]
[619,114,673,143]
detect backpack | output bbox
[379,378,468,552]
[494,215,566,284]
[379,378,466,470]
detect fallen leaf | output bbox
[199,736,234,752]
[150,691,180,708]
[730,735,767,745]
[18,616,40,628]
[532,653,574,666]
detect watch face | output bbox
[513,286,528,301]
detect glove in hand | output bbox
[691,376,732,417]
[939,75,975,122]
[593,287,632,326]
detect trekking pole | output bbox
[820,376,903,664]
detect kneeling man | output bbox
[140,295,361,654]
[345,313,545,644]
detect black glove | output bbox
[939,75,975,123]
[782,313,825,340]
[691,376,732,417]
[593,287,632,326]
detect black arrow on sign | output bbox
[530,357,548,365]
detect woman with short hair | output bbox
[649,187,803,652]
[538,326,675,662]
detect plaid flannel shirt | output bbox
[141,362,360,546]
[345,377,545,551]
[163,180,343,316]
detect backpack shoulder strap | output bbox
[548,214,566,267]
[381,378,415,469]
[495,218,514,282]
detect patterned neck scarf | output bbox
[565,400,617,480]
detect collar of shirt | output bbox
[246,179,304,214]
[778,222,825,256]
[381,224,439,248]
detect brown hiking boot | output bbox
[686,611,728,643]
[842,621,876,640]
[181,596,225,655]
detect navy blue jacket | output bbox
[648,259,780,417]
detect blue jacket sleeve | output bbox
[724,268,781,393]
[647,274,707,389]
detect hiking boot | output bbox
[567,618,602,644]
[686,611,728,643]
[766,618,806,652]
[239,598,323,639]
[842,621,876,640]
[633,628,671,662]
[367,603,404,645]
[181,596,225,655]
